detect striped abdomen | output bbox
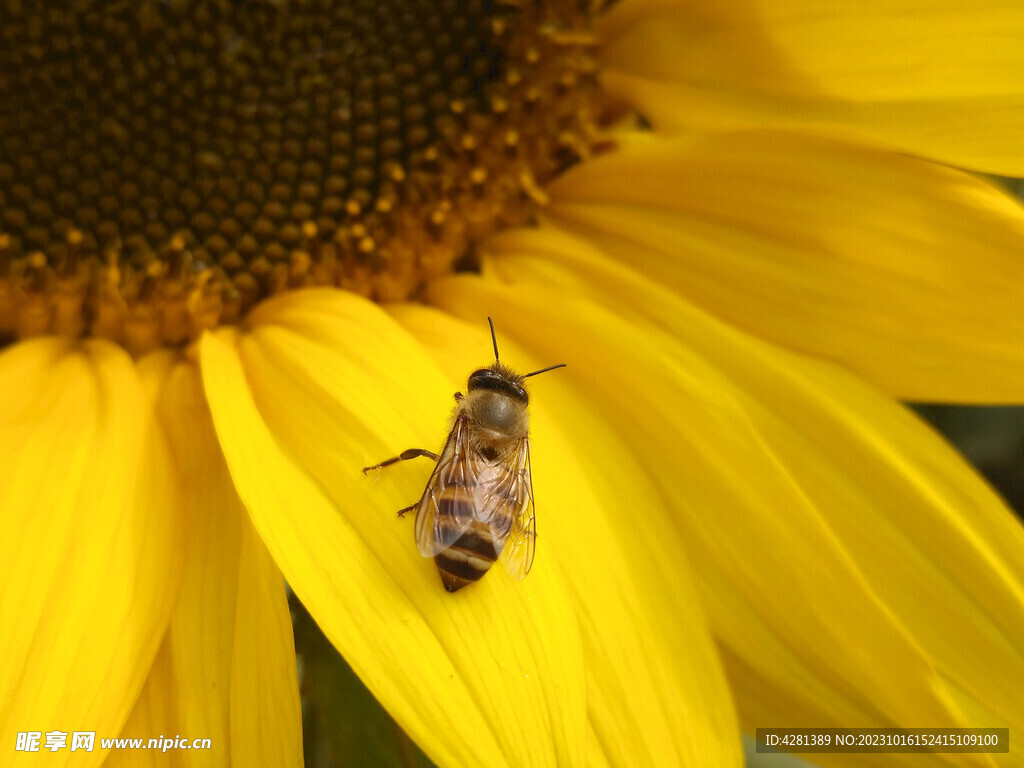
[433,482,516,592]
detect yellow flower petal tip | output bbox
[199,309,589,767]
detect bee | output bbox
[363,318,565,592]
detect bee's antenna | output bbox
[523,363,567,378]
[487,316,500,362]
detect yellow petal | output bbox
[599,0,1024,175]
[230,515,304,768]
[388,304,743,768]
[544,132,1024,403]
[155,356,242,765]
[199,289,586,767]
[145,352,303,768]
[0,339,183,768]
[104,641,183,768]
[427,257,1024,764]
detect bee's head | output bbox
[467,364,528,404]
[468,317,565,414]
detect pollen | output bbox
[0,0,604,355]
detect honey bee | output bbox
[363,318,565,592]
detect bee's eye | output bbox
[467,368,528,403]
[467,369,500,390]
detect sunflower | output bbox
[2,1,1022,767]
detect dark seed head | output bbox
[0,0,603,353]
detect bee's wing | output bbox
[496,437,536,581]
[414,413,477,557]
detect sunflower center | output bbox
[0,0,602,354]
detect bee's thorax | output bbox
[464,390,528,441]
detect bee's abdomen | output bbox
[434,517,503,593]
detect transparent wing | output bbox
[496,437,536,581]
[414,414,477,557]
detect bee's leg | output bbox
[362,448,439,474]
[396,504,416,518]
[454,391,464,402]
